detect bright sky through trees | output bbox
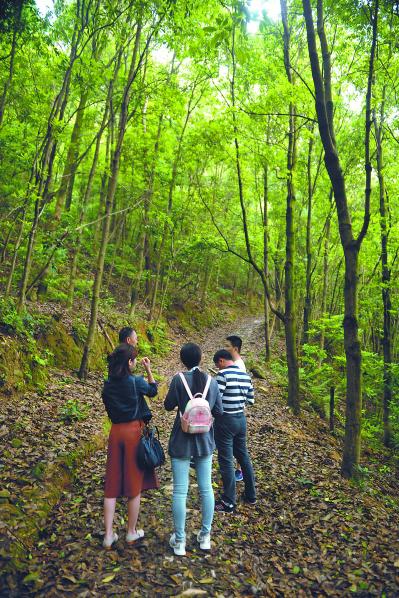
[35,0,282,24]
[248,0,281,31]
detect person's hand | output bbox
[141,357,151,370]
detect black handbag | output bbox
[137,425,165,470]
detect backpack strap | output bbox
[201,375,212,400]
[179,372,193,400]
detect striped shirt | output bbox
[215,365,254,414]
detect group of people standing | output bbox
[101,327,256,555]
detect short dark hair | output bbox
[107,344,137,378]
[213,349,233,364]
[226,335,242,352]
[180,343,207,395]
[180,343,202,369]
[119,326,135,343]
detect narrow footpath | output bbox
[1,316,398,597]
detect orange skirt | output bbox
[104,420,159,498]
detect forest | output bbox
[0,0,399,595]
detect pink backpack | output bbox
[178,373,213,434]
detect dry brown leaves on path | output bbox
[1,316,399,597]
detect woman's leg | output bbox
[127,493,141,534]
[104,497,117,540]
[195,455,214,535]
[171,457,190,543]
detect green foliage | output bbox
[0,298,49,337]
[59,398,89,424]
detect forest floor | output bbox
[1,315,399,597]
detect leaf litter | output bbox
[1,315,398,596]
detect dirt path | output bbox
[2,316,399,597]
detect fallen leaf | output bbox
[198,577,214,584]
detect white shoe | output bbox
[103,532,118,549]
[169,533,186,556]
[126,529,144,544]
[197,531,211,550]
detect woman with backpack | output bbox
[102,344,158,549]
[164,342,223,556]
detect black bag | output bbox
[137,425,165,470]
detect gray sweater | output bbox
[164,370,223,458]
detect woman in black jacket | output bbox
[102,344,158,549]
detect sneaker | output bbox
[235,469,244,482]
[102,532,118,549]
[241,495,257,505]
[169,533,186,556]
[126,529,144,544]
[197,531,211,550]
[214,499,235,514]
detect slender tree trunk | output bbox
[302,0,378,477]
[374,102,393,447]
[5,209,25,297]
[149,82,198,318]
[53,89,88,220]
[273,234,284,332]
[79,18,148,379]
[263,163,271,361]
[302,130,314,344]
[18,196,40,312]
[17,1,86,311]
[67,87,113,309]
[281,0,300,414]
[0,0,23,127]
[131,108,165,312]
[319,205,331,359]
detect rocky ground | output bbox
[1,316,398,597]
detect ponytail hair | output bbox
[107,344,137,378]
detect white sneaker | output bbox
[197,531,211,550]
[126,529,144,544]
[102,532,118,549]
[169,533,186,556]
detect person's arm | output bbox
[210,380,224,417]
[246,379,255,405]
[134,375,158,398]
[215,371,226,397]
[164,375,179,411]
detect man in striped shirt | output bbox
[213,349,256,513]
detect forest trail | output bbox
[1,315,399,597]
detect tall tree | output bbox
[302,0,379,477]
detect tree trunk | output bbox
[79,19,145,379]
[281,0,300,414]
[302,130,314,344]
[0,0,23,127]
[263,163,271,361]
[5,209,25,298]
[17,1,86,311]
[149,81,198,318]
[54,89,88,220]
[302,0,378,477]
[67,75,114,309]
[319,204,331,359]
[374,102,393,447]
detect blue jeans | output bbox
[171,455,214,542]
[214,413,256,505]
